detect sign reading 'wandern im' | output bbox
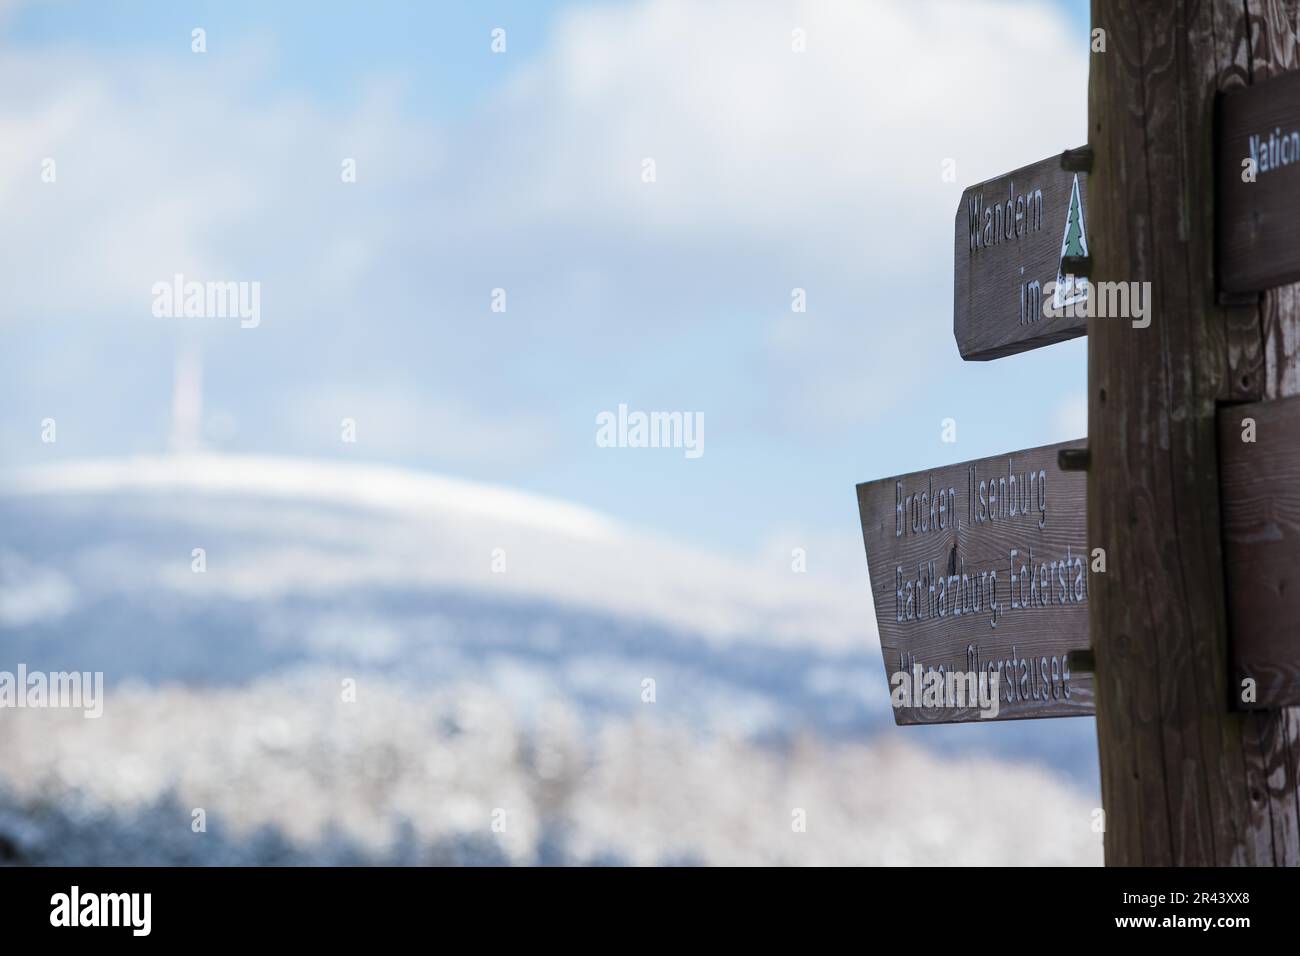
[855,440,1093,724]
[954,151,1089,361]
[1217,70,1300,293]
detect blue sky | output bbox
[0,0,1092,569]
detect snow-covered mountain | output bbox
[0,454,1101,865]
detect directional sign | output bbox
[954,151,1089,361]
[1218,71,1300,293]
[855,440,1093,724]
[1218,395,1300,708]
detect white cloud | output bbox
[477,0,1087,262]
[0,48,436,320]
[0,0,1090,495]
[453,0,1090,428]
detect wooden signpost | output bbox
[856,441,1092,724]
[953,150,1090,361]
[1217,69,1300,294]
[852,0,1300,866]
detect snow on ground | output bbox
[0,454,1102,865]
[0,672,1101,866]
[2,454,870,653]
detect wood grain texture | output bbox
[953,154,1090,361]
[855,440,1092,724]
[1226,0,1267,402]
[1219,394,1300,707]
[1244,0,1300,867]
[1089,0,1297,866]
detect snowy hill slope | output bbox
[0,454,1101,864]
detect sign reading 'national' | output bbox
[954,151,1090,361]
[855,440,1093,724]
[1217,70,1300,293]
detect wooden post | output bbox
[1089,0,1300,865]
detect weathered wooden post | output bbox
[1088,0,1300,865]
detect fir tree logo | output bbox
[1054,174,1089,309]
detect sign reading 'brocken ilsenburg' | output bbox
[954,151,1089,361]
[855,440,1094,724]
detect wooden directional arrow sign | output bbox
[855,440,1093,724]
[1217,71,1300,293]
[954,151,1090,361]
